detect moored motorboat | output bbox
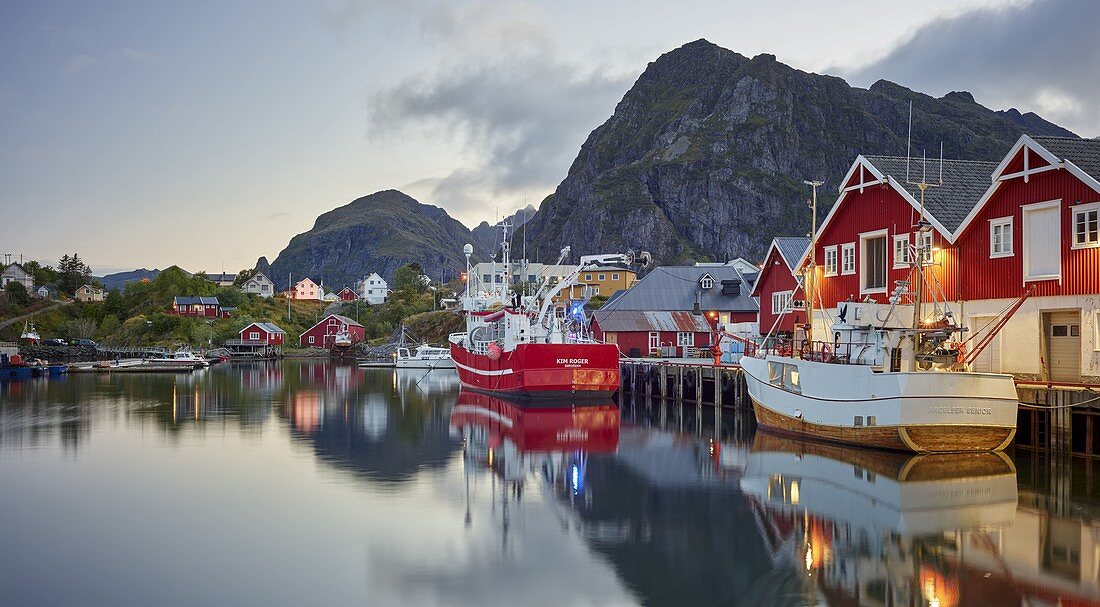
[395,344,455,370]
[145,348,209,368]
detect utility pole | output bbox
[287,272,292,322]
[803,179,824,345]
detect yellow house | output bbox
[555,266,636,302]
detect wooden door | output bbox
[1045,311,1081,383]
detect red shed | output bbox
[751,237,809,336]
[337,287,358,301]
[299,314,365,348]
[592,310,713,358]
[172,296,222,318]
[238,322,285,346]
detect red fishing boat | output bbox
[448,226,646,401]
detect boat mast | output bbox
[803,179,824,346]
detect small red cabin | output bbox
[337,287,357,301]
[238,322,286,345]
[299,314,365,348]
[172,296,224,318]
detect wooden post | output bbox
[659,365,667,399]
[695,367,703,406]
[677,366,684,401]
[715,370,723,409]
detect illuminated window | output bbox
[824,246,838,276]
[918,231,934,265]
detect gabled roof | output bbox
[307,314,364,331]
[173,296,220,305]
[207,273,236,283]
[337,286,356,294]
[244,272,272,284]
[79,284,105,292]
[953,135,1100,240]
[750,237,809,297]
[1033,136,1100,183]
[862,155,998,234]
[596,265,758,314]
[1,263,30,278]
[593,310,712,333]
[242,321,285,334]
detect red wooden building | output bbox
[238,322,286,345]
[592,310,713,357]
[336,287,357,301]
[751,237,809,336]
[299,314,365,348]
[949,135,1100,383]
[172,296,227,318]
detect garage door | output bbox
[1045,311,1081,383]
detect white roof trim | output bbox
[750,241,782,297]
[953,137,1100,240]
[837,155,885,194]
[884,175,954,240]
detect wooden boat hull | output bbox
[751,397,1016,453]
[741,355,1019,453]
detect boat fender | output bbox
[720,370,734,392]
[487,342,502,361]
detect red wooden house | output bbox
[299,314,365,348]
[238,322,286,345]
[172,296,226,318]
[751,237,809,336]
[337,287,357,301]
[950,135,1100,383]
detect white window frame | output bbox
[700,275,714,289]
[917,231,934,266]
[840,243,856,275]
[823,246,838,277]
[859,229,889,295]
[584,273,592,281]
[648,332,659,351]
[308,335,315,344]
[989,216,1014,258]
[771,290,793,315]
[1071,202,1100,250]
[677,332,694,347]
[1094,310,1100,352]
[892,234,910,269]
[611,273,619,281]
[1022,199,1062,283]
[597,273,606,281]
[249,331,260,340]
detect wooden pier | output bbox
[620,360,748,409]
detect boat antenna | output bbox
[905,100,912,182]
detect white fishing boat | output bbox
[395,344,455,370]
[740,179,1022,453]
[146,348,209,367]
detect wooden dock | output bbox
[620,360,748,408]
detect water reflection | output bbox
[5,367,1100,605]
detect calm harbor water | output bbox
[2,361,1100,606]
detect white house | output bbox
[358,272,388,304]
[1,264,34,291]
[241,272,275,298]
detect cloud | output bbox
[367,1,633,222]
[845,0,1100,136]
[61,47,156,75]
[264,211,292,221]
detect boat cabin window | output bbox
[767,361,802,394]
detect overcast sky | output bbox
[2,0,1096,275]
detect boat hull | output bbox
[450,342,619,400]
[395,358,456,370]
[740,355,1018,453]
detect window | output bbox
[308,335,315,344]
[771,290,793,314]
[528,274,536,283]
[598,273,606,281]
[612,273,619,281]
[824,246,838,276]
[918,231,934,265]
[584,273,592,281]
[648,332,659,351]
[893,234,910,268]
[841,243,855,275]
[990,217,1013,258]
[677,332,694,346]
[249,331,260,340]
[593,286,600,295]
[700,274,714,289]
[1073,203,1100,249]
[328,318,337,326]
[861,232,887,292]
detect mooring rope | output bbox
[1018,393,1100,410]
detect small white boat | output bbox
[396,344,455,370]
[146,348,209,367]
[20,322,40,344]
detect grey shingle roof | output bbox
[1032,136,1100,183]
[595,265,759,315]
[773,237,810,270]
[863,155,998,233]
[174,296,220,306]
